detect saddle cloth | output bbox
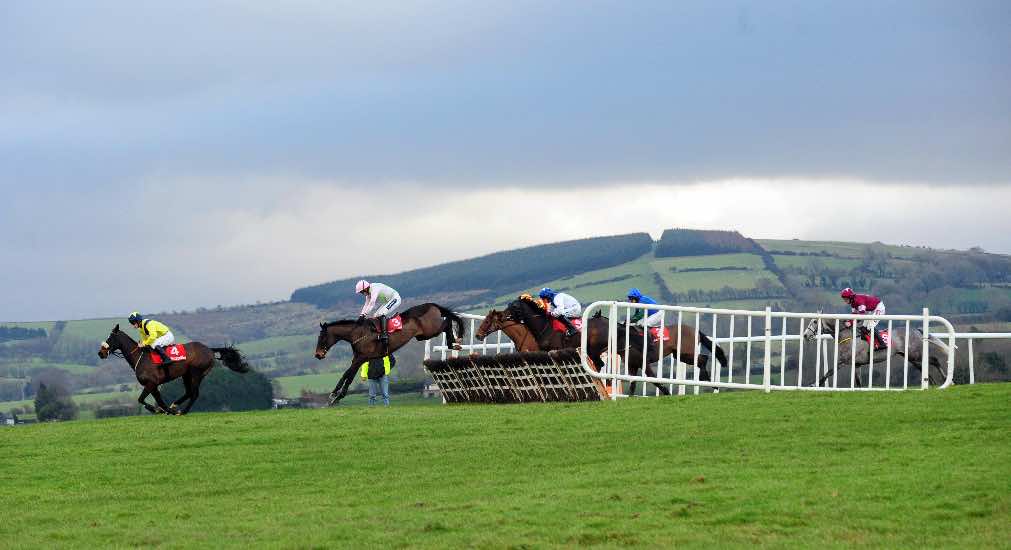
[649,326,672,342]
[150,344,188,364]
[386,315,404,333]
[550,317,583,333]
[867,329,890,350]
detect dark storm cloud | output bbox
[2,0,1008,188]
[1,1,1009,320]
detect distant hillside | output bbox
[4,230,1011,416]
[291,233,654,309]
[655,228,760,257]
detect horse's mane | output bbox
[322,319,359,329]
[509,297,547,318]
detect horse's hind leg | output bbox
[181,371,206,414]
[646,362,670,396]
[169,374,193,413]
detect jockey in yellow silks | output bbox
[128,311,175,363]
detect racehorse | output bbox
[315,303,465,406]
[98,324,250,415]
[802,316,952,387]
[476,298,728,395]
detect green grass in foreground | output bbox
[0,385,1008,548]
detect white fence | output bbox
[422,306,1010,398]
[579,301,959,398]
[424,312,515,361]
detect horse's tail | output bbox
[698,331,728,370]
[212,346,251,373]
[436,305,466,339]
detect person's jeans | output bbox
[368,376,390,406]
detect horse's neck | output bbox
[329,324,357,343]
[502,321,538,351]
[519,305,550,334]
[116,335,140,366]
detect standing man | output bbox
[355,280,402,347]
[360,355,396,406]
[128,311,174,364]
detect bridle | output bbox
[102,338,144,371]
[316,323,371,359]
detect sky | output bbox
[1,1,1009,321]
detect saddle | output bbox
[550,317,583,334]
[149,344,187,364]
[372,315,404,334]
[861,328,890,351]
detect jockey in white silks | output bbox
[538,287,582,337]
[356,280,402,345]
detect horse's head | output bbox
[476,310,506,341]
[802,311,825,341]
[315,320,335,360]
[98,324,126,359]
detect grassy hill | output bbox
[3,230,1011,413]
[1,384,1007,547]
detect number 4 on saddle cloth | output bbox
[550,318,584,333]
[149,344,188,364]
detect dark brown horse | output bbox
[97,324,250,415]
[315,303,464,406]
[476,298,727,395]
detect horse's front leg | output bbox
[329,359,364,406]
[138,386,159,414]
[150,386,173,414]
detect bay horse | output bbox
[315,303,464,406]
[97,324,250,415]
[476,298,728,395]
[803,316,952,387]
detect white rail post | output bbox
[968,338,975,384]
[921,308,930,390]
[763,307,772,392]
[609,302,619,399]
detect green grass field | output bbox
[1,384,1007,548]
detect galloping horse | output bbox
[803,316,952,387]
[98,324,250,415]
[476,298,728,395]
[315,303,465,405]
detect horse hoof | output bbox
[328,393,338,406]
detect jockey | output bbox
[626,288,662,328]
[840,288,886,348]
[128,312,174,363]
[356,280,402,346]
[538,287,581,337]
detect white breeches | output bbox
[152,332,175,348]
[638,311,664,328]
[552,304,582,319]
[862,304,886,330]
[372,295,402,318]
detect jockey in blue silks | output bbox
[626,288,662,328]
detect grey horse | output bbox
[803,315,953,387]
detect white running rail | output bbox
[580,301,958,399]
[424,312,515,361]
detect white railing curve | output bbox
[579,301,958,399]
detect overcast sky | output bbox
[1,1,1009,321]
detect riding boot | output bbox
[154,346,172,378]
[873,327,886,350]
[560,317,577,338]
[378,315,390,347]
